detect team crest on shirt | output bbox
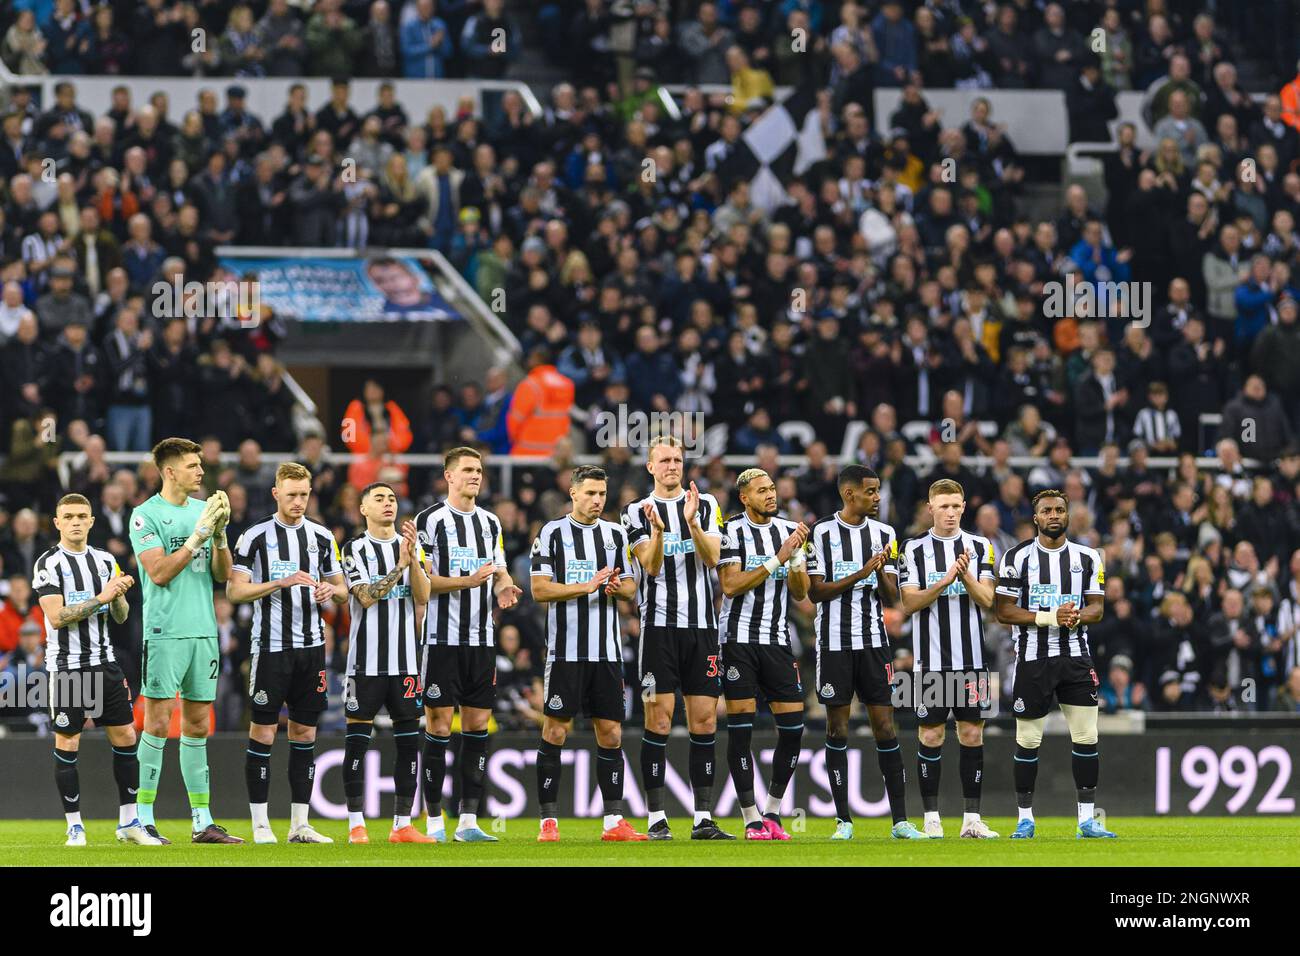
[548,694,563,709]
[819,683,834,698]
[916,705,929,719]
[346,697,358,712]
[253,690,269,706]
[726,666,740,681]
[54,712,69,728]
[604,540,616,550]
[426,684,441,699]
[1070,563,1083,574]
[307,542,319,554]
[1013,698,1025,714]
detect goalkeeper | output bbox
[127,438,242,844]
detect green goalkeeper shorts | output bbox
[141,637,220,702]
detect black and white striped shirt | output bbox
[996,538,1106,661]
[807,513,897,651]
[717,513,802,647]
[622,490,722,630]
[233,516,342,651]
[1133,406,1180,447]
[33,545,120,671]
[416,500,506,647]
[529,515,628,662]
[342,532,425,677]
[900,530,995,671]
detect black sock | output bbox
[421,732,450,817]
[536,740,562,819]
[959,744,984,814]
[917,742,942,813]
[288,741,315,805]
[726,713,755,808]
[688,733,715,816]
[640,731,669,813]
[1072,741,1099,795]
[245,737,273,805]
[393,730,420,818]
[111,741,139,808]
[876,738,908,823]
[767,711,804,811]
[1014,745,1039,808]
[825,734,850,821]
[343,725,372,814]
[54,748,79,814]
[459,730,489,815]
[596,746,624,817]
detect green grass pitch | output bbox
[3,817,1297,866]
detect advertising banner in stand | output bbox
[217,255,461,322]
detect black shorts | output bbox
[543,659,625,722]
[907,668,992,724]
[814,644,895,707]
[344,673,423,723]
[249,644,328,723]
[422,644,497,710]
[1012,655,1100,720]
[721,642,804,703]
[49,663,134,732]
[638,625,722,698]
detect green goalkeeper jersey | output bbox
[129,493,218,640]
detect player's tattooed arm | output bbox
[353,565,406,607]
[49,597,104,628]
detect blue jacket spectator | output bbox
[872,0,917,86]
[401,0,452,78]
[624,325,682,412]
[1235,256,1278,347]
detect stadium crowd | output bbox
[4,1,1300,732]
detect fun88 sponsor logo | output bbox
[566,559,597,583]
[745,553,787,579]
[450,546,492,574]
[926,570,967,597]
[66,589,109,615]
[1029,583,1081,608]
[834,560,870,585]
[663,532,695,557]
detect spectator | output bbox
[461,0,519,79]
[1031,2,1087,91]
[255,0,307,77]
[342,377,413,455]
[506,347,574,458]
[1220,375,1294,463]
[306,0,363,77]
[401,0,452,79]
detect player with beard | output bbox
[995,490,1116,839]
[717,469,809,840]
